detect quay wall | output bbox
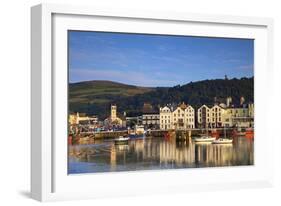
[78,128,235,139]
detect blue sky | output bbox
[69,31,254,87]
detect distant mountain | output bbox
[69,77,254,120]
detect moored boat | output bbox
[212,126,233,144]
[195,127,215,143]
[128,125,145,139]
[114,136,129,144]
[129,133,145,139]
[194,136,216,143]
[245,127,254,138]
[212,138,233,144]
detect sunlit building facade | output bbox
[197,99,254,128]
[160,102,195,130]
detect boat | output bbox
[212,138,233,144]
[212,126,233,144]
[194,136,216,143]
[128,125,145,139]
[129,132,145,139]
[245,127,254,137]
[114,136,129,144]
[194,127,215,143]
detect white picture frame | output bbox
[31,3,274,202]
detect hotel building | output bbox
[197,97,254,128]
[142,103,160,129]
[160,102,195,130]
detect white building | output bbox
[197,100,254,128]
[226,103,254,128]
[197,104,227,128]
[160,102,195,130]
[142,113,160,129]
[69,112,98,125]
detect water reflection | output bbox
[68,136,254,174]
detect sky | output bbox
[68,31,254,87]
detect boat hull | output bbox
[194,137,216,143]
[114,136,130,145]
[129,134,145,139]
[212,139,233,144]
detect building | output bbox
[197,97,254,128]
[68,112,98,125]
[142,113,160,129]
[104,104,124,127]
[197,104,227,128]
[160,102,195,130]
[225,103,254,128]
[126,116,142,128]
[141,103,160,129]
[69,113,78,125]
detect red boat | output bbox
[211,129,220,138]
[245,128,254,138]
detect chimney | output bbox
[226,97,232,107]
[240,96,245,105]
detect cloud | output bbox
[237,64,254,70]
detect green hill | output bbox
[69,80,155,118]
[69,77,254,120]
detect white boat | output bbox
[194,127,215,143]
[194,136,216,143]
[212,138,233,144]
[212,126,233,144]
[114,136,129,144]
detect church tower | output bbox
[111,104,117,121]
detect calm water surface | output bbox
[68,136,254,174]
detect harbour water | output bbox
[68,136,254,174]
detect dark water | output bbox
[68,136,254,174]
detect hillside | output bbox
[69,77,254,120]
[69,80,155,118]
[70,80,155,103]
